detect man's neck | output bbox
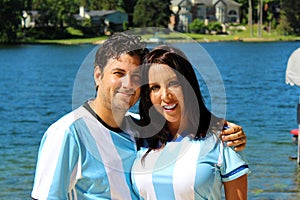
[89,100,126,128]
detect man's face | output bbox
[95,53,141,112]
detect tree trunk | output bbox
[248,0,253,37]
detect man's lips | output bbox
[117,91,135,97]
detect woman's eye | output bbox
[150,85,159,91]
[169,80,180,87]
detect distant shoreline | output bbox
[3,34,300,45]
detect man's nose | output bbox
[122,74,135,89]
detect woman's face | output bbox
[148,64,185,126]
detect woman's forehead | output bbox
[148,64,177,82]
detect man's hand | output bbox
[221,121,246,151]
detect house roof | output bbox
[178,9,191,14]
[212,0,241,7]
[224,0,241,7]
[190,0,241,7]
[74,10,127,20]
[172,0,192,6]
[29,10,39,16]
[193,0,212,5]
[87,10,120,17]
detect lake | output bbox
[1,41,300,199]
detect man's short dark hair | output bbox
[94,32,148,70]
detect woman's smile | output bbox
[162,103,177,111]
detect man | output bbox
[31,32,246,199]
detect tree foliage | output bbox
[2,0,300,43]
[189,19,206,33]
[88,0,119,10]
[189,19,222,34]
[235,0,281,24]
[121,0,138,27]
[133,0,171,28]
[281,0,300,35]
[0,0,23,43]
[32,0,79,28]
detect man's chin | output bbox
[112,102,131,112]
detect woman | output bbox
[131,45,249,199]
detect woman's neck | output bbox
[167,117,188,139]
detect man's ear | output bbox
[94,66,102,90]
[94,66,102,82]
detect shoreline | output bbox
[2,36,300,45]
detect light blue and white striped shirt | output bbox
[131,133,249,200]
[32,103,139,200]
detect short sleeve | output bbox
[31,122,80,199]
[220,143,249,182]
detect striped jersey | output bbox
[131,133,249,200]
[31,102,139,200]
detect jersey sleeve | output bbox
[31,122,80,200]
[220,143,249,182]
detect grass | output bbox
[32,36,108,45]
[186,24,300,42]
[29,24,300,45]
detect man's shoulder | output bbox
[46,106,91,132]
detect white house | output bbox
[21,10,39,28]
[171,0,241,32]
[74,6,128,33]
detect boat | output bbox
[290,129,299,136]
[147,36,165,44]
[290,129,298,145]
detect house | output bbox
[74,6,128,34]
[170,0,241,32]
[170,0,193,32]
[21,10,40,28]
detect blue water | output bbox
[1,41,300,199]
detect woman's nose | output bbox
[161,88,172,100]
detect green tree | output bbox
[32,0,79,28]
[0,0,23,43]
[121,0,138,27]
[207,21,223,33]
[188,19,206,33]
[263,0,281,30]
[236,0,250,24]
[276,12,291,35]
[89,0,119,10]
[281,0,300,35]
[133,0,171,27]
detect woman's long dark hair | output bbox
[139,45,219,151]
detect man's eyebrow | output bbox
[111,67,126,72]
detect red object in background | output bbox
[290,129,299,136]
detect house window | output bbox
[228,10,237,15]
[228,10,238,23]
[228,17,237,22]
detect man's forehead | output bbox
[105,55,142,72]
[110,52,140,62]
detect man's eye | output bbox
[114,71,124,76]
